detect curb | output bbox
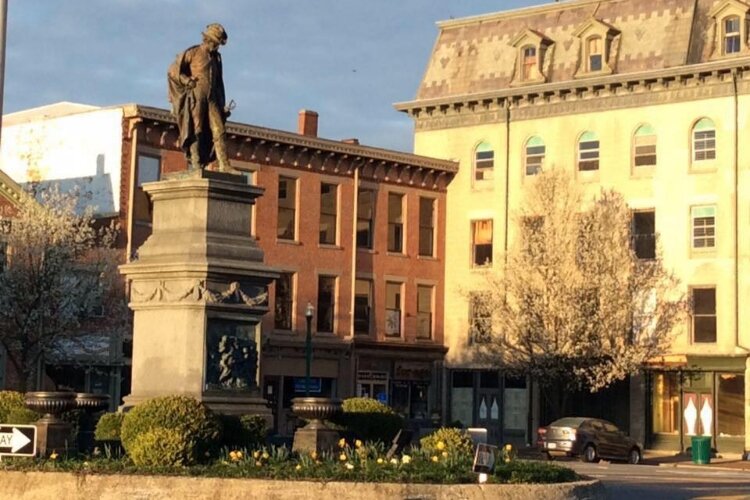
[656,462,750,472]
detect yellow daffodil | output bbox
[436,441,446,451]
[339,453,347,461]
[310,450,318,460]
[49,452,59,460]
[441,451,448,458]
[338,438,346,448]
[401,454,411,464]
[253,450,261,459]
[255,461,262,466]
[504,457,511,463]
[345,462,354,470]
[376,458,384,464]
[504,444,513,451]
[431,455,439,462]
[261,451,269,460]
[390,458,398,465]
[295,464,302,471]
[355,439,363,449]
[236,451,243,459]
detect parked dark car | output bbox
[537,417,641,464]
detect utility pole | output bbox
[0,0,8,146]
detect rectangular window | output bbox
[692,287,717,343]
[137,154,161,186]
[632,211,656,259]
[416,285,433,339]
[522,46,537,80]
[578,140,600,171]
[418,197,435,257]
[354,279,372,336]
[634,135,657,167]
[475,150,494,181]
[693,130,716,161]
[357,189,375,249]
[651,372,679,434]
[472,220,493,267]
[469,293,492,344]
[718,373,744,436]
[385,281,402,337]
[277,176,297,240]
[316,276,336,333]
[692,206,716,249]
[274,272,294,330]
[725,17,741,54]
[525,144,545,176]
[387,193,404,253]
[319,183,338,245]
[588,37,602,72]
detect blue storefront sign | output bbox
[293,377,322,393]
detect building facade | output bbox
[397,0,750,452]
[2,102,457,436]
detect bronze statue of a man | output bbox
[168,23,231,171]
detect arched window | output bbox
[633,124,657,167]
[525,136,545,175]
[474,142,494,182]
[586,36,603,72]
[692,119,716,162]
[578,132,599,171]
[724,16,741,54]
[522,45,537,80]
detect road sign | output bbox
[472,443,497,474]
[0,425,36,457]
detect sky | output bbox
[4,0,547,153]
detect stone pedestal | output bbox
[120,170,279,421]
[292,428,341,454]
[290,397,342,454]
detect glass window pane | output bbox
[718,373,744,436]
[137,155,160,186]
[316,276,336,333]
[651,372,679,434]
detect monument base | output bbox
[35,420,74,457]
[292,427,340,455]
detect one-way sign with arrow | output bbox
[0,425,36,456]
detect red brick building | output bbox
[121,105,456,435]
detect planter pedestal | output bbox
[24,392,77,456]
[291,397,342,454]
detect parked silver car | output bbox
[537,417,642,464]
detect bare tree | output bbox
[0,187,127,391]
[471,170,685,413]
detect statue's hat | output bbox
[203,23,227,45]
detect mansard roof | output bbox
[410,0,738,102]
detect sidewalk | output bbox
[644,449,750,471]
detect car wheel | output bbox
[627,447,641,465]
[582,444,599,463]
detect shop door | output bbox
[476,372,501,444]
[683,392,714,438]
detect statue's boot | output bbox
[189,142,202,171]
[214,134,231,172]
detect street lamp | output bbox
[305,302,314,397]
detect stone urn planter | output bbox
[75,393,110,413]
[291,397,342,430]
[24,391,77,423]
[290,397,342,453]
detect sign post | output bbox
[0,425,36,457]
[472,443,497,483]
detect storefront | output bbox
[448,369,529,447]
[648,359,745,453]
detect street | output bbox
[563,461,750,499]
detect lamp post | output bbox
[305,302,314,397]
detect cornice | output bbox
[124,105,457,174]
[396,58,750,129]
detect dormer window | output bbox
[510,29,553,86]
[573,18,620,77]
[724,16,741,54]
[587,36,603,72]
[709,0,749,59]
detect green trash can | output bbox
[691,436,712,464]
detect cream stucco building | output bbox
[397,0,750,453]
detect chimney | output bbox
[298,109,318,137]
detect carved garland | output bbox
[131,280,268,306]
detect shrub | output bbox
[95,412,125,441]
[120,395,221,464]
[494,461,580,484]
[5,407,38,425]
[128,427,190,467]
[0,391,26,423]
[420,427,474,457]
[219,414,267,449]
[332,397,404,444]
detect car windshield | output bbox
[548,417,586,428]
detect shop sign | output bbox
[394,362,431,381]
